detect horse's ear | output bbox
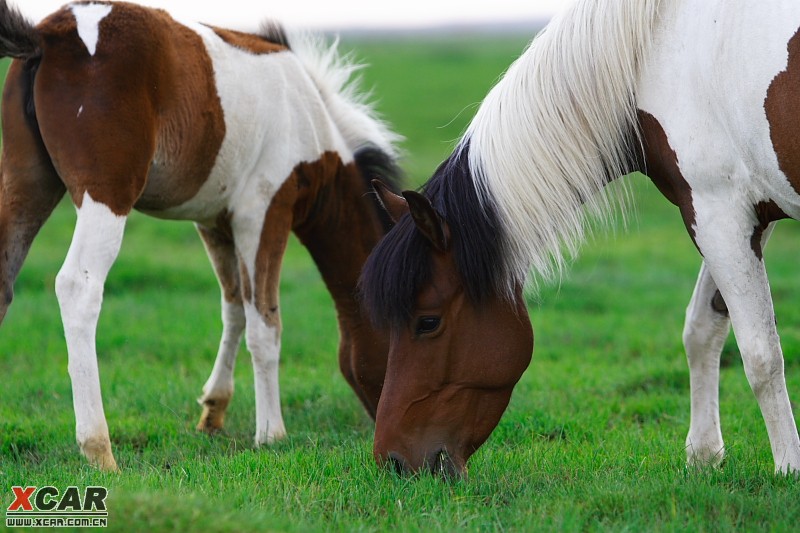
[372,179,408,223]
[403,190,448,252]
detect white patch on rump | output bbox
[70,3,113,57]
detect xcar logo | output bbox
[6,486,108,528]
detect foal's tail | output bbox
[0,0,40,59]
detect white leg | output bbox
[683,261,729,466]
[694,200,799,473]
[55,193,126,471]
[195,224,245,431]
[244,300,286,445]
[233,207,290,446]
[197,298,245,430]
[682,224,776,467]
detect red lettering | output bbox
[7,486,36,511]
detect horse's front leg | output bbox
[195,223,245,432]
[693,199,799,473]
[234,182,296,445]
[56,193,127,471]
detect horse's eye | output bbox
[415,316,441,335]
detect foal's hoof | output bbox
[685,444,725,469]
[255,425,287,446]
[196,397,230,433]
[80,437,120,472]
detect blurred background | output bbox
[22,0,562,31]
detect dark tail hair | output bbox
[0,1,40,59]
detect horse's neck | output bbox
[293,160,382,322]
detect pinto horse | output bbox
[0,0,401,470]
[362,0,800,477]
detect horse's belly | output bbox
[134,163,231,222]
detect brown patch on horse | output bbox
[751,200,788,260]
[33,2,225,215]
[765,27,800,197]
[209,26,289,55]
[251,178,297,327]
[197,212,240,304]
[239,260,253,303]
[637,110,697,244]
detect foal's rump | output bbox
[23,2,303,219]
[31,3,176,214]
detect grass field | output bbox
[2,32,800,532]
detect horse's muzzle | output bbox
[386,449,465,480]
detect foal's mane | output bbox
[257,21,290,49]
[287,30,402,166]
[283,26,404,218]
[361,0,663,327]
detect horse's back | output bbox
[638,0,800,219]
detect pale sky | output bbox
[20,0,565,31]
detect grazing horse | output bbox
[361,0,800,477]
[0,0,402,470]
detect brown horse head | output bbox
[362,147,533,478]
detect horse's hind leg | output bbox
[55,194,128,471]
[693,198,799,473]
[34,79,152,472]
[0,61,66,323]
[195,222,245,432]
[683,262,730,466]
[682,225,776,467]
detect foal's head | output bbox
[361,150,533,478]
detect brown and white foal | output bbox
[0,0,401,470]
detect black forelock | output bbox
[359,140,507,329]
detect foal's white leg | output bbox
[197,299,245,430]
[694,201,800,473]
[683,262,729,466]
[683,225,776,467]
[243,298,286,445]
[56,193,126,471]
[195,224,245,432]
[233,207,290,446]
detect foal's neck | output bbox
[292,154,384,316]
[292,152,389,414]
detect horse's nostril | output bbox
[387,451,408,475]
[428,449,461,480]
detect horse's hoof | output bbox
[80,437,119,472]
[196,397,230,433]
[255,425,287,447]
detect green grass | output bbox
[2,34,800,532]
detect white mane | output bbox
[465,0,664,294]
[286,30,402,159]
